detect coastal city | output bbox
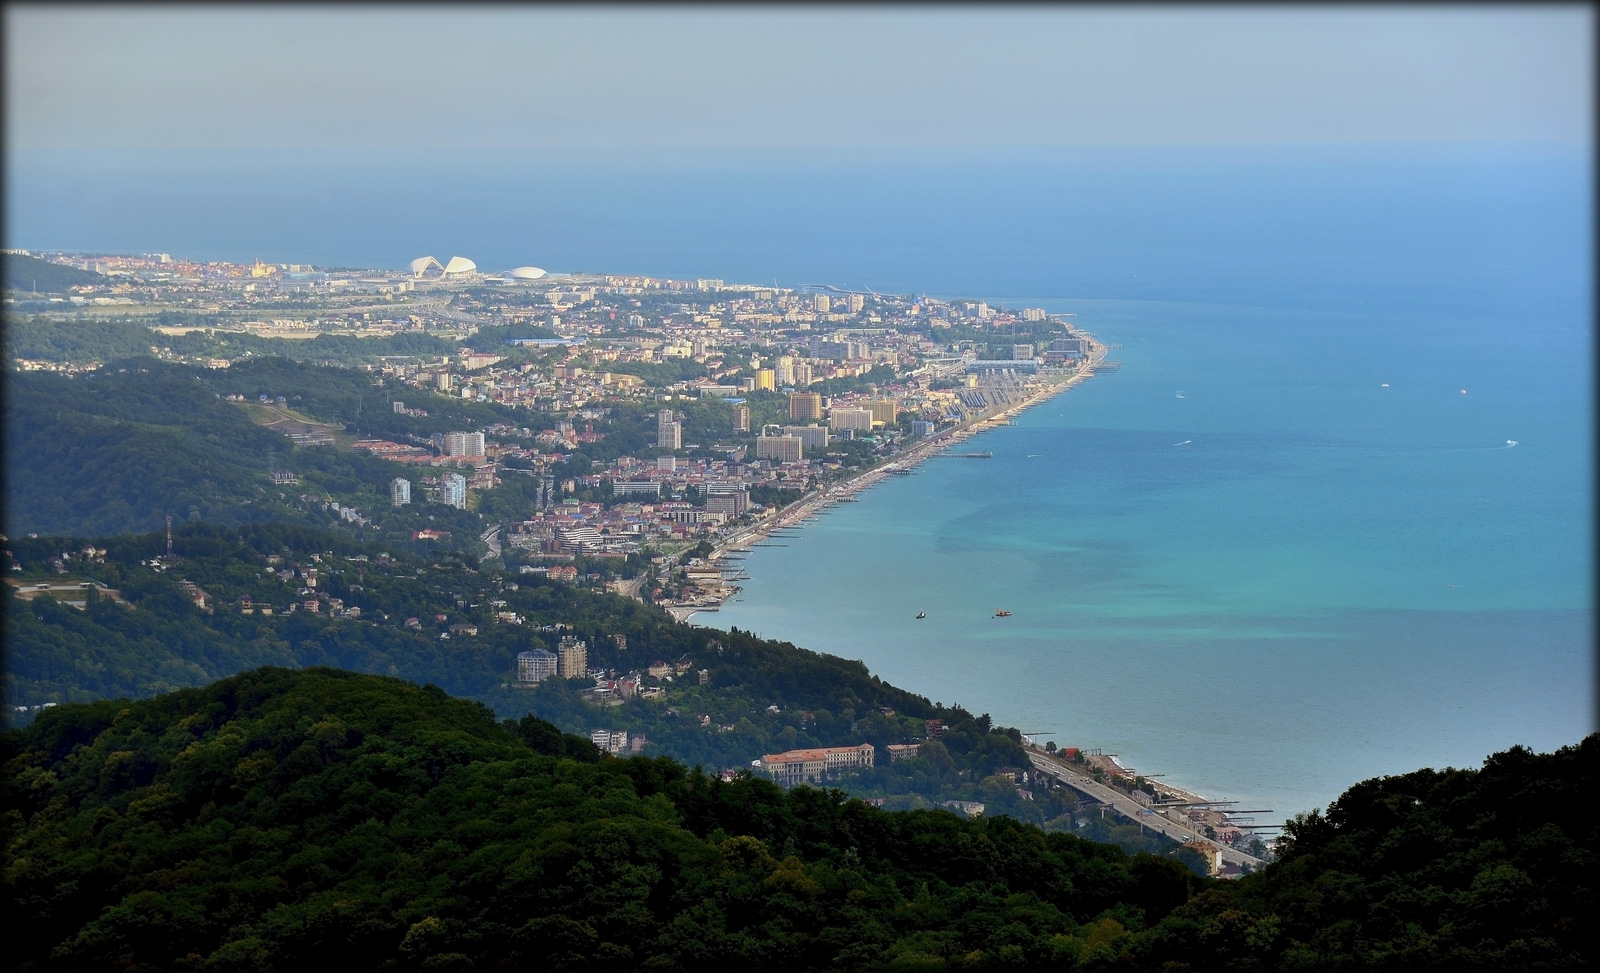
[8,247,1297,874]
[8,248,1112,614]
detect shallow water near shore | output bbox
[714,295,1593,817]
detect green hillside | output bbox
[3,358,520,539]
[6,523,1110,836]
[6,314,460,367]
[2,252,106,293]
[4,669,1593,971]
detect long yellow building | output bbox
[759,743,876,786]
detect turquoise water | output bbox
[714,296,1592,816]
[10,144,1593,816]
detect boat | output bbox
[916,611,925,619]
[994,609,1013,617]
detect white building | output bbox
[390,478,411,506]
[517,649,557,683]
[829,408,874,432]
[656,409,682,449]
[445,431,486,459]
[590,729,629,754]
[441,472,467,509]
[782,425,829,450]
[755,435,804,463]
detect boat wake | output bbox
[1505,440,1519,448]
[1173,440,1191,446]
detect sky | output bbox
[5,5,1593,152]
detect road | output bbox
[479,523,501,561]
[1026,748,1266,870]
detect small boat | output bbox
[994,609,1013,617]
[916,611,925,619]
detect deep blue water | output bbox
[7,143,1592,815]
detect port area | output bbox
[654,338,1113,621]
[1024,744,1271,874]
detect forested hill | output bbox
[4,669,1594,971]
[8,523,1086,833]
[2,252,106,293]
[3,357,512,538]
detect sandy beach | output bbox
[706,336,1112,563]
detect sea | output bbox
[8,142,1593,817]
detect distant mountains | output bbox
[2,252,105,293]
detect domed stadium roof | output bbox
[507,266,547,280]
[410,255,443,277]
[442,256,477,276]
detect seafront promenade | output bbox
[652,338,1111,625]
[1026,747,1267,870]
[702,336,1112,570]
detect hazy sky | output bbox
[7,6,1592,151]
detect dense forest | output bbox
[4,669,1593,971]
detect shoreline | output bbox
[656,337,1242,821]
[702,336,1112,567]
[662,339,1111,625]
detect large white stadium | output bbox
[409,256,545,282]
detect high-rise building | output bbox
[782,425,829,450]
[755,435,804,463]
[910,420,936,438]
[792,361,814,386]
[441,472,467,509]
[731,402,751,433]
[1012,344,1036,361]
[517,649,557,683]
[847,293,865,313]
[867,400,898,426]
[776,356,796,387]
[656,409,682,449]
[1022,307,1047,322]
[788,392,823,421]
[390,478,411,506]
[436,372,452,391]
[829,408,873,432]
[755,369,776,391]
[392,400,406,413]
[557,635,588,678]
[445,431,486,458]
[704,490,750,517]
[812,294,831,313]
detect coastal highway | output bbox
[1026,749,1267,871]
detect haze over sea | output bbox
[10,143,1593,816]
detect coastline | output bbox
[706,336,1113,565]
[662,332,1258,851]
[660,338,1111,626]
